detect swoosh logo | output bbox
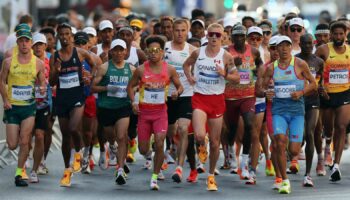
[198,58,205,60]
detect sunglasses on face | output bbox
[208,32,222,38]
[248,36,262,42]
[263,31,271,36]
[290,27,302,33]
[131,26,141,32]
[146,47,162,54]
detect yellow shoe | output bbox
[265,159,275,176]
[72,153,82,173]
[22,169,29,180]
[206,175,218,191]
[126,152,136,163]
[198,145,208,164]
[128,139,137,154]
[60,169,72,187]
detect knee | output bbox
[195,134,206,143]
[116,133,127,143]
[275,137,286,149]
[335,124,346,134]
[178,125,188,136]
[154,140,164,151]
[138,145,149,155]
[35,132,45,142]
[7,142,17,150]
[209,139,220,150]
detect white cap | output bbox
[288,17,304,27]
[99,20,113,31]
[110,39,126,50]
[276,35,292,45]
[71,27,77,35]
[83,27,97,37]
[32,33,47,46]
[269,35,279,46]
[191,19,205,28]
[247,26,263,36]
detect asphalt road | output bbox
[1,148,350,200]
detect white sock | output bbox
[241,154,249,169]
[333,163,339,169]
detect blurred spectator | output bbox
[160,16,173,41]
[242,16,255,29]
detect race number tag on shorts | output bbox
[239,71,250,85]
[143,89,165,104]
[275,84,296,98]
[107,84,127,98]
[329,70,348,84]
[34,86,46,98]
[59,72,80,89]
[12,85,32,101]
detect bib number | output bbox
[35,86,46,98]
[239,71,250,85]
[59,72,80,89]
[275,85,296,98]
[12,85,32,101]
[143,89,165,104]
[107,84,127,98]
[329,70,348,84]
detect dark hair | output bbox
[205,13,215,19]
[19,14,33,24]
[40,27,56,37]
[237,4,247,11]
[191,9,205,20]
[315,23,329,31]
[146,35,165,49]
[187,37,201,46]
[330,21,347,33]
[242,16,255,23]
[258,20,272,29]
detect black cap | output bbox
[74,31,89,43]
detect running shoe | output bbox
[89,156,95,171]
[329,165,341,182]
[72,152,82,173]
[128,139,137,154]
[109,157,117,166]
[196,162,206,174]
[158,170,165,180]
[124,163,130,174]
[324,147,333,167]
[81,156,89,174]
[206,175,218,191]
[278,181,291,194]
[22,168,29,180]
[115,169,127,185]
[198,145,208,164]
[272,178,282,190]
[60,169,72,187]
[29,171,39,183]
[161,162,168,170]
[265,159,275,176]
[245,171,256,185]
[98,151,109,170]
[303,175,314,187]
[172,167,183,183]
[316,159,326,176]
[109,143,118,166]
[143,159,152,170]
[214,168,221,176]
[240,166,249,180]
[15,175,28,187]
[126,152,136,163]
[150,179,159,190]
[230,167,239,174]
[298,149,306,160]
[37,163,48,175]
[187,169,198,183]
[288,160,299,174]
[165,150,175,164]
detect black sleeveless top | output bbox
[55,47,84,106]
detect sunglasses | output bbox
[248,36,262,42]
[290,27,302,33]
[208,32,222,38]
[269,46,276,50]
[146,47,162,54]
[75,40,87,45]
[263,31,271,36]
[131,26,141,32]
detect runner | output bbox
[160,16,174,41]
[127,35,183,190]
[224,24,263,183]
[96,20,114,62]
[183,23,239,191]
[92,39,134,185]
[162,19,196,183]
[286,18,305,56]
[315,21,350,182]
[49,23,95,187]
[260,36,316,194]
[295,34,325,187]
[314,24,330,48]
[0,26,46,187]
[190,19,208,46]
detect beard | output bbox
[333,39,344,47]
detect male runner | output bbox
[315,21,350,182]
[127,35,183,190]
[260,36,316,194]
[96,20,114,62]
[183,23,239,191]
[0,26,46,187]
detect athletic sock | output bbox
[15,168,22,177]
[151,173,158,181]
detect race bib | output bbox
[143,88,165,104]
[275,84,296,98]
[239,71,250,85]
[329,70,348,84]
[107,84,127,98]
[12,85,32,101]
[59,72,80,89]
[35,86,47,98]
[311,70,316,79]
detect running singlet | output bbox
[35,56,50,109]
[98,60,132,109]
[225,44,256,99]
[164,41,193,97]
[139,61,170,110]
[126,46,140,67]
[193,46,225,95]
[272,56,305,115]
[8,53,37,106]
[323,43,350,93]
[55,47,84,105]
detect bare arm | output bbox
[36,59,47,95]
[315,44,328,62]
[291,59,317,100]
[127,66,143,103]
[0,58,11,109]
[183,49,199,85]
[90,63,108,93]
[49,52,60,86]
[137,49,147,65]
[223,52,240,83]
[259,63,274,100]
[255,63,267,97]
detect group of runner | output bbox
[1,8,350,195]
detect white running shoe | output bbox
[158,170,165,180]
[37,163,48,175]
[303,176,314,187]
[165,150,175,164]
[241,167,249,180]
[98,151,108,170]
[29,171,39,183]
[150,179,159,190]
[143,160,152,170]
